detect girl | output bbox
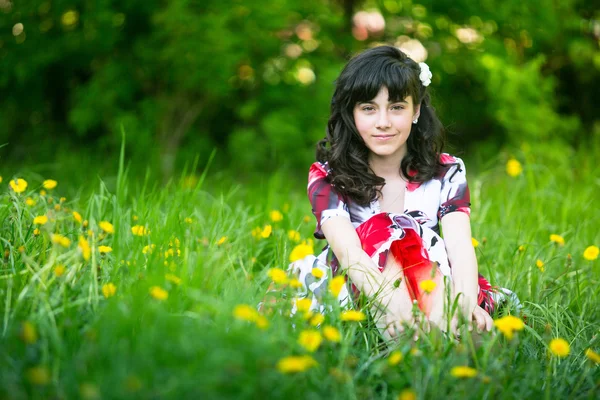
[289,45,519,341]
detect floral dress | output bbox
[288,153,520,317]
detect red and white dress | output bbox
[288,154,519,317]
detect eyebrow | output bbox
[358,100,409,105]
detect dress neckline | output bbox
[371,182,408,214]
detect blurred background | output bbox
[1,0,599,187]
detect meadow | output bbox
[1,143,599,399]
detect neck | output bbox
[368,150,407,180]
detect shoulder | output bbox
[437,153,466,181]
[308,161,331,183]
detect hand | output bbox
[371,288,416,341]
[427,309,460,338]
[469,305,493,333]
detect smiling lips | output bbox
[373,134,395,140]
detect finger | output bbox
[484,312,494,332]
[473,310,485,333]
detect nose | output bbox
[376,110,391,129]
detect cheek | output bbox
[353,112,371,134]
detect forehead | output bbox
[360,87,413,104]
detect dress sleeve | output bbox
[307,162,350,239]
[437,155,471,220]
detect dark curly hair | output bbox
[316,45,447,206]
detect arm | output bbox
[321,216,415,328]
[440,212,479,317]
[441,212,493,333]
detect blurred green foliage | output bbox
[0,0,598,179]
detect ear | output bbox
[413,103,421,120]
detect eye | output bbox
[391,105,405,111]
[362,106,375,112]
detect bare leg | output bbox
[370,254,417,342]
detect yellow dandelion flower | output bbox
[261,225,272,239]
[311,268,324,279]
[340,310,366,322]
[323,325,341,342]
[549,338,570,358]
[303,215,311,223]
[296,298,312,313]
[98,246,113,254]
[78,236,91,261]
[54,264,66,277]
[276,355,317,374]
[450,365,478,378]
[54,204,61,211]
[549,234,565,246]
[165,273,181,285]
[42,179,57,190]
[583,245,599,261]
[289,241,314,262]
[142,244,155,254]
[506,158,523,177]
[50,234,71,248]
[270,210,283,222]
[20,321,37,344]
[0,176,2,183]
[289,278,303,289]
[99,221,115,234]
[255,315,269,330]
[40,189,46,196]
[102,283,117,298]
[216,236,227,246]
[33,228,40,236]
[26,366,50,385]
[251,226,262,238]
[518,245,526,252]
[419,279,437,294]
[267,268,289,285]
[536,259,545,272]
[131,225,149,236]
[73,211,82,224]
[471,237,479,248]
[33,215,48,225]
[493,315,525,340]
[388,350,403,366]
[25,197,36,206]
[397,388,417,400]
[288,230,301,242]
[329,275,346,297]
[149,286,168,300]
[233,304,259,322]
[298,329,322,352]
[302,310,314,321]
[309,313,325,327]
[9,178,28,194]
[184,217,193,224]
[60,197,66,203]
[585,348,600,364]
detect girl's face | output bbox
[353,86,420,164]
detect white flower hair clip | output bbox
[418,62,432,87]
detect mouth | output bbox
[373,135,395,141]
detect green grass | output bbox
[1,143,599,399]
